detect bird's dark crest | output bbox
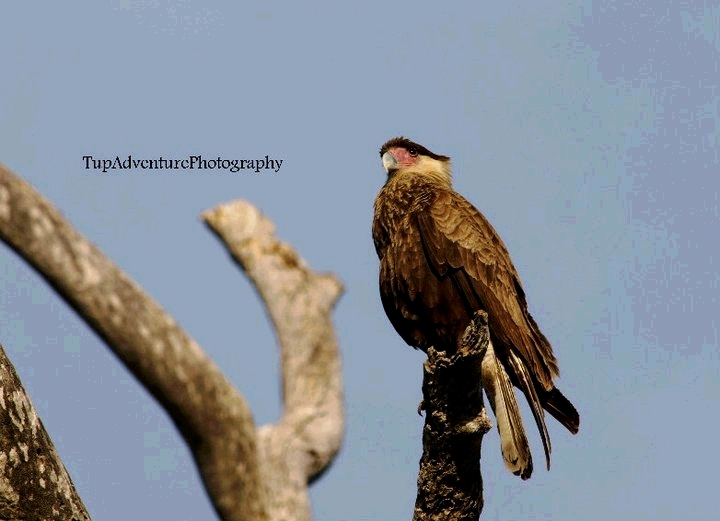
[380,137,450,162]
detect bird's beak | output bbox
[382,151,397,173]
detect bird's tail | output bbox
[481,339,533,480]
[505,351,580,474]
[541,386,580,435]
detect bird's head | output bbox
[379,137,452,186]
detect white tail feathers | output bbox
[481,339,533,480]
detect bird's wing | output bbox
[415,189,558,388]
[416,189,559,469]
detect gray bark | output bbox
[203,201,345,520]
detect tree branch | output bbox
[0,343,90,520]
[0,163,344,520]
[203,201,344,521]
[414,311,492,521]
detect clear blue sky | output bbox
[0,1,718,520]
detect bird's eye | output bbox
[408,148,418,157]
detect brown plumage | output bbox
[373,136,579,480]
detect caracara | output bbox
[372,136,579,480]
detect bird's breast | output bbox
[373,177,436,252]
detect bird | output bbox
[372,136,579,480]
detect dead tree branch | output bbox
[203,201,344,521]
[0,343,90,520]
[414,311,492,521]
[0,163,344,521]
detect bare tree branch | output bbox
[203,202,344,521]
[0,163,265,519]
[414,311,492,521]
[0,343,90,520]
[0,163,344,520]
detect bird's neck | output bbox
[388,162,453,190]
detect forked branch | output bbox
[0,163,344,521]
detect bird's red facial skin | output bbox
[388,147,418,168]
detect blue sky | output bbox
[0,1,718,519]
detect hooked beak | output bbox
[381,151,397,173]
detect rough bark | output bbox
[0,343,90,520]
[0,163,344,521]
[414,311,492,521]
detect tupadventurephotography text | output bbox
[82,154,284,174]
